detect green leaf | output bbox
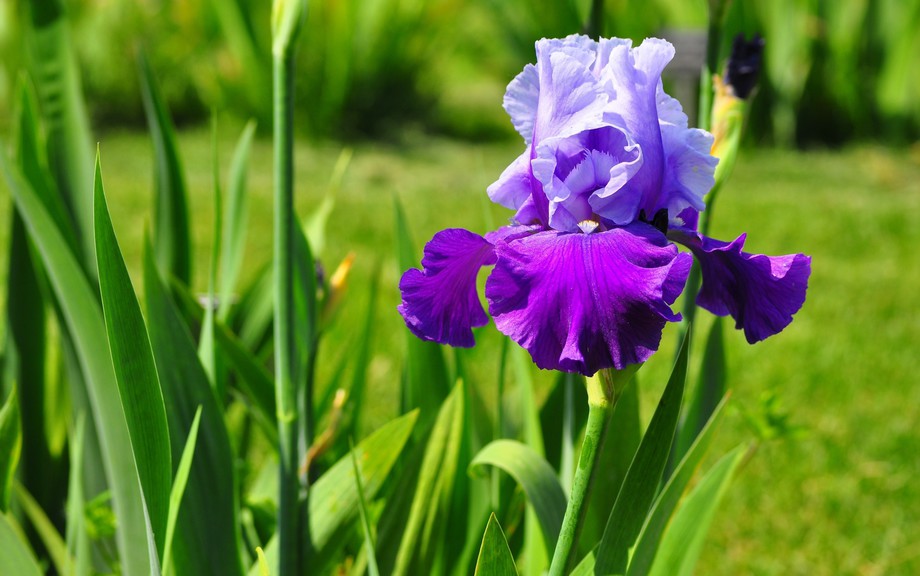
[351,439,381,576]
[95,154,172,556]
[7,77,61,519]
[394,197,450,432]
[594,328,691,574]
[338,263,380,442]
[469,440,567,558]
[139,49,192,285]
[250,410,419,576]
[199,114,223,389]
[3,144,155,575]
[510,343,549,573]
[65,414,91,576]
[569,549,596,576]
[0,388,21,512]
[144,242,245,576]
[673,317,726,466]
[12,482,70,575]
[304,147,352,257]
[626,397,730,576]
[218,119,258,320]
[474,513,517,576]
[162,406,203,576]
[391,383,464,576]
[646,445,747,576]
[167,278,278,445]
[0,513,42,576]
[25,5,95,275]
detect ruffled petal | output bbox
[487,149,533,211]
[486,223,692,375]
[591,39,674,224]
[398,228,497,347]
[658,123,717,216]
[504,64,540,144]
[672,230,811,343]
[532,37,609,144]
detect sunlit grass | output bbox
[2,130,918,573]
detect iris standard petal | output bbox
[672,230,811,343]
[487,150,533,212]
[486,224,692,375]
[398,228,497,347]
[591,39,674,224]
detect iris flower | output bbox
[398,35,810,376]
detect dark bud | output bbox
[725,34,765,100]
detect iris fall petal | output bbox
[398,228,496,347]
[673,230,811,343]
[486,224,691,375]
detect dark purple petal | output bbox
[486,224,692,375]
[398,228,497,347]
[672,230,811,343]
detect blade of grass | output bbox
[391,382,466,576]
[167,278,278,445]
[199,114,223,391]
[594,327,691,575]
[672,317,726,472]
[94,153,172,557]
[646,445,747,576]
[626,396,731,576]
[9,77,67,516]
[0,513,43,576]
[138,49,192,285]
[144,242,245,576]
[248,410,418,576]
[473,513,517,576]
[12,481,71,575]
[0,387,21,512]
[25,0,95,275]
[469,439,567,556]
[3,146,156,576]
[350,438,381,576]
[162,406,203,576]
[218,119,258,320]
[305,147,352,257]
[65,414,90,576]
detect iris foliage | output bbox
[0,1,817,576]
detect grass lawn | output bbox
[2,127,919,574]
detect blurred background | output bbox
[1,0,918,145]
[1,0,919,574]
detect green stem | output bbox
[549,368,633,575]
[273,48,299,576]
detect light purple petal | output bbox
[486,223,692,375]
[487,149,533,211]
[532,126,641,231]
[504,64,540,144]
[531,37,608,144]
[590,39,674,224]
[658,123,717,216]
[398,228,496,347]
[672,230,811,343]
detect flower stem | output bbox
[273,47,300,576]
[549,367,635,576]
[271,0,306,570]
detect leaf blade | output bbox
[469,439,567,558]
[473,514,517,576]
[94,154,172,556]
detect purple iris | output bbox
[398,35,810,376]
